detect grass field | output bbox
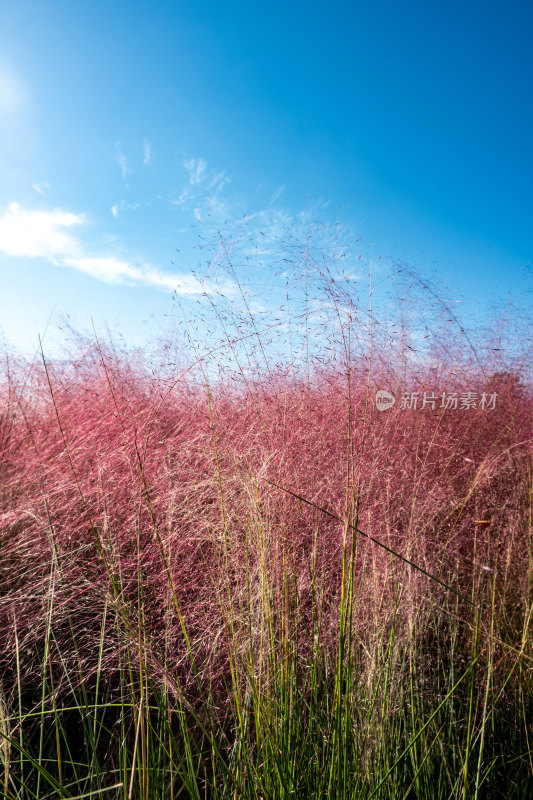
[0,256,532,798]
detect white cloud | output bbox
[0,202,234,297]
[171,160,231,222]
[173,160,297,242]
[62,256,210,295]
[271,185,285,204]
[183,157,207,185]
[205,194,232,220]
[170,187,191,207]
[143,138,154,166]
[32,182,50,196]
[242,246,274,257]
[168,158,363,306]
[111,201,141,218]
[0,202,83,261]
[114,142,129,178]
[209,170,230,190]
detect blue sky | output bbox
[1,0,532,361]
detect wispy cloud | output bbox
[0,202,235,297]
[209,170,230,190]
[170,157,359,283]
[271,184,285,203]
[170,156,369,329]
[143,138,154,166]
[171,158,232,223]
[110,201,141,218]
[114,141,129,179]
[32,181,50,197]
[183,157,207,185]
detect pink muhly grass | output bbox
[0,321,531,730]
